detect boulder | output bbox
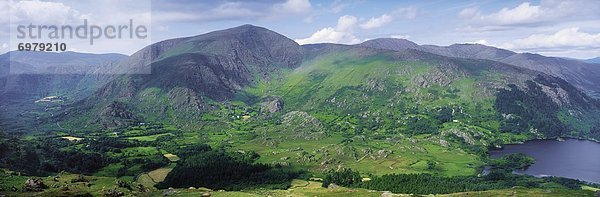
[23,178,47,191]
[103,188,124,197]
[327,183,339,189]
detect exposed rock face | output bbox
[441,128,477,145]
[261,97,284,113]
[168,87,207,113]
[411,68,456,88]
[283,111,324,130]
[282,111,327,140]
[23,178,47,191]
[99,101,137,128]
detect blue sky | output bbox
[2,0,600,59]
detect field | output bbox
[2,171,594,197]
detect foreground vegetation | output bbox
[1,170,596,197]
[2,51,600,196]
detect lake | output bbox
[489,139,600,184]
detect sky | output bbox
[1,0,600,59]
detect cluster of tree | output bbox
[488,153,535,171]
[321,167,586,195]
[156,144,300,191]
[590,123,600,140]
[494,81,567,137]
[117,155,170,177]
[0,134,108,175]
[321,168,361,187]
[405,115,439,135]
[85,137,143,153]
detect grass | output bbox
[440,187,595,196]
[60,136,84,141]
[128,133,173,142]
[163,153,180,162]
[94,163,124,177]
[1,170,595,197]
[146,181,597,197]
[582,185,599,192]
[0,172,159,197]
[147,165,175,183]
[234,132,481,177]
[121,147,160,157]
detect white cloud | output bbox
[296,6,420,45]
[295,15,360,45]
[272,0,312,14]
[212,2,264,19]
[458,7,480,19]
[4,0,86,24]
[482,2,541,25]
[329,0,347,13]
[154,0,312,23]
[466,39,489,45]
[357,6,418,30]
[390,34,411,39]
[2,0,152,56]
[336,15,357,31]
[500,27,600,51]
[295,27,360,45]
[392,6,419,20]
[157,25,170,32]
[460,0,600,30]
[360,14,392,29]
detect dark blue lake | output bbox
[489,139,600,184]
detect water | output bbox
[489,139,600,184]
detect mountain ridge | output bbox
[1,25,598,141]
[359,38,600,98]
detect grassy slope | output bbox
[2,173,594,197]
[227,51,511,176]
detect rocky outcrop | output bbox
[23,178,47,191]
[261,97,284,113]
[168,87,207,113]
[99,101,137,128]
[282,111,327,140]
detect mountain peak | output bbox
[191,24,276,40]
[359,38,420,51]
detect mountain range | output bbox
[585,57,600,64]
[2,24,600,196]
[1,25,599,141]
[360,38,600,98]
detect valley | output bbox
[1,25,600,196]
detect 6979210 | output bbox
[17,42,67,51]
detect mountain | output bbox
[2,25,600,195]
[55,24,305,129]
[0,51,126,99]
[0,51,126,131]
[360,39,600,98]
[360,39,516,61]
[36,25,597,142]
[5,51,125,74]
[585,57,600,64]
